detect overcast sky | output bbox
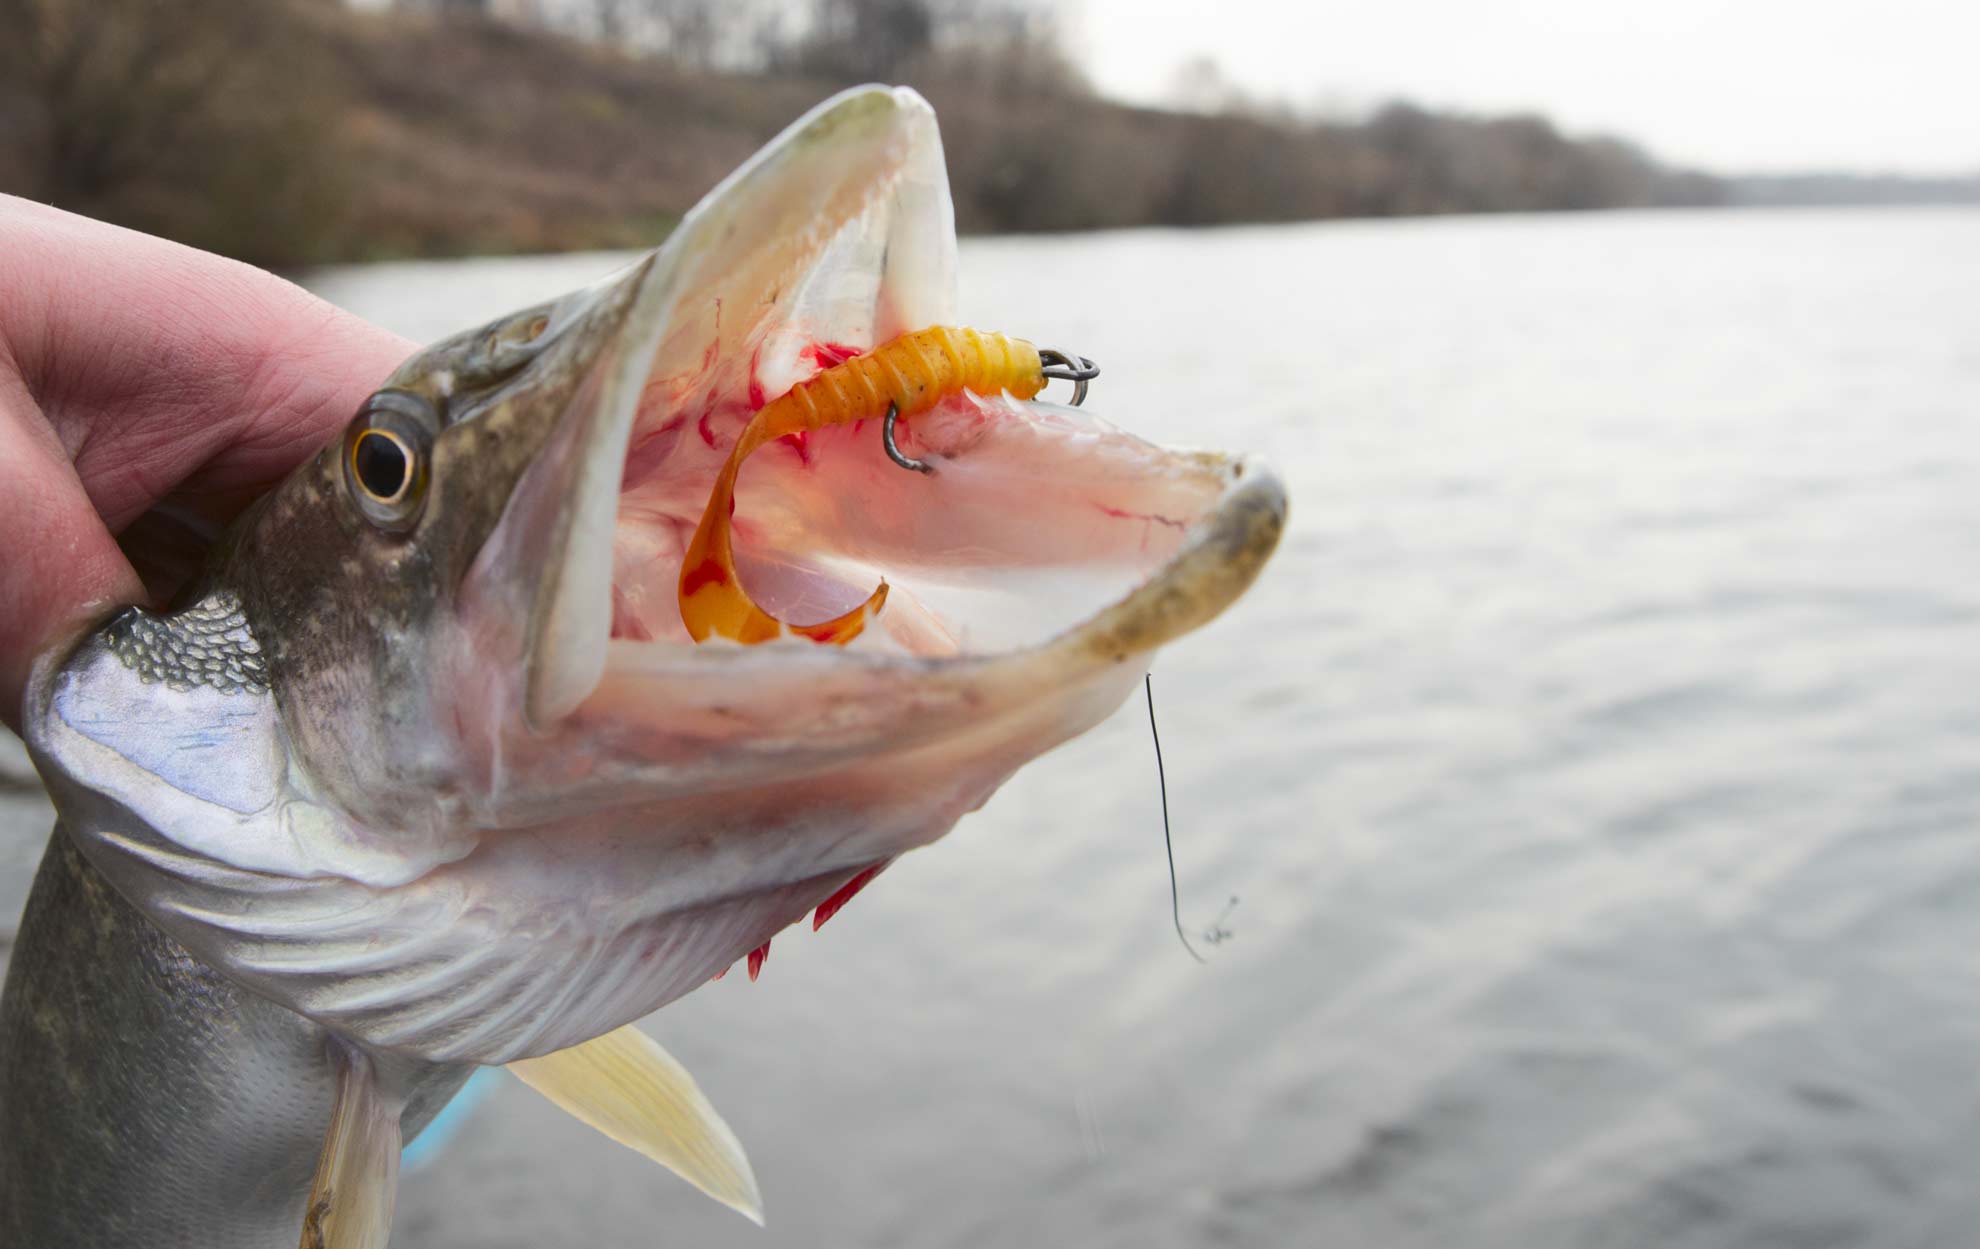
[1070,0,1977,175]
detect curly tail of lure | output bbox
[677,326,1097,646]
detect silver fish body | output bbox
[0,834,471,1247]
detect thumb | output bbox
[0,380,144,734]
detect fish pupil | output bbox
[354,430,410,501]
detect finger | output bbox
[0,197,414,727]
[0,373,144,733]
[0,195,413,535]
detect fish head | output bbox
[25,87,1285,1064]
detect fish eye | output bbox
[342,390,438,532]
[352,429,412,502]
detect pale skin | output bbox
[0,195,411,734]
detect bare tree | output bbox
[397,0,495,13]
[661,0,723,66]
[794,0,934,81]
[0,0,352,264]
[591,0,724,64]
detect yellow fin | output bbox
[507,1025,764,1225]
[300,1044,401,1249]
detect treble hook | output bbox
[882,348,1102,474]
[1039,348,1100,407]
[882,403,932,474]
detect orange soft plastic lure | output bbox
[678,326,1047,645]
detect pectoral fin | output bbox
[507,1026,764,1225]
[300,1043,402,1249]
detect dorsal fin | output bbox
[507,1025,763,1225]
[300,1043,402,1249]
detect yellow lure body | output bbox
[678,326,1046,645]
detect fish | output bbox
[0,85,1284,1247]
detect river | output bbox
[7,205,1979,1248]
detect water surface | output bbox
[10,206,1980,1248]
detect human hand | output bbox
[0,195,413,733]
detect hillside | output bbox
[0,2,1727,268]
[1728,173,1980,208]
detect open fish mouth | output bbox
[469,86,1285,814]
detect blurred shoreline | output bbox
[0,0,1742,269]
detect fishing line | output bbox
[1146,673,1236,963]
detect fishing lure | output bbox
[677,326,1096,645]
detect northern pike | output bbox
[0,86,1284,1247]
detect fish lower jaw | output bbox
[559,444,1282,803]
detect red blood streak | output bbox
[779,429,812,464]
[806,341,864,369]
[700,300,722,370]
[813,862,889,930]
[1096,504,1187,530]
[678,557,729,596]
[747,344,767,409]
[746,940,771,981]
[697,410,717,447]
